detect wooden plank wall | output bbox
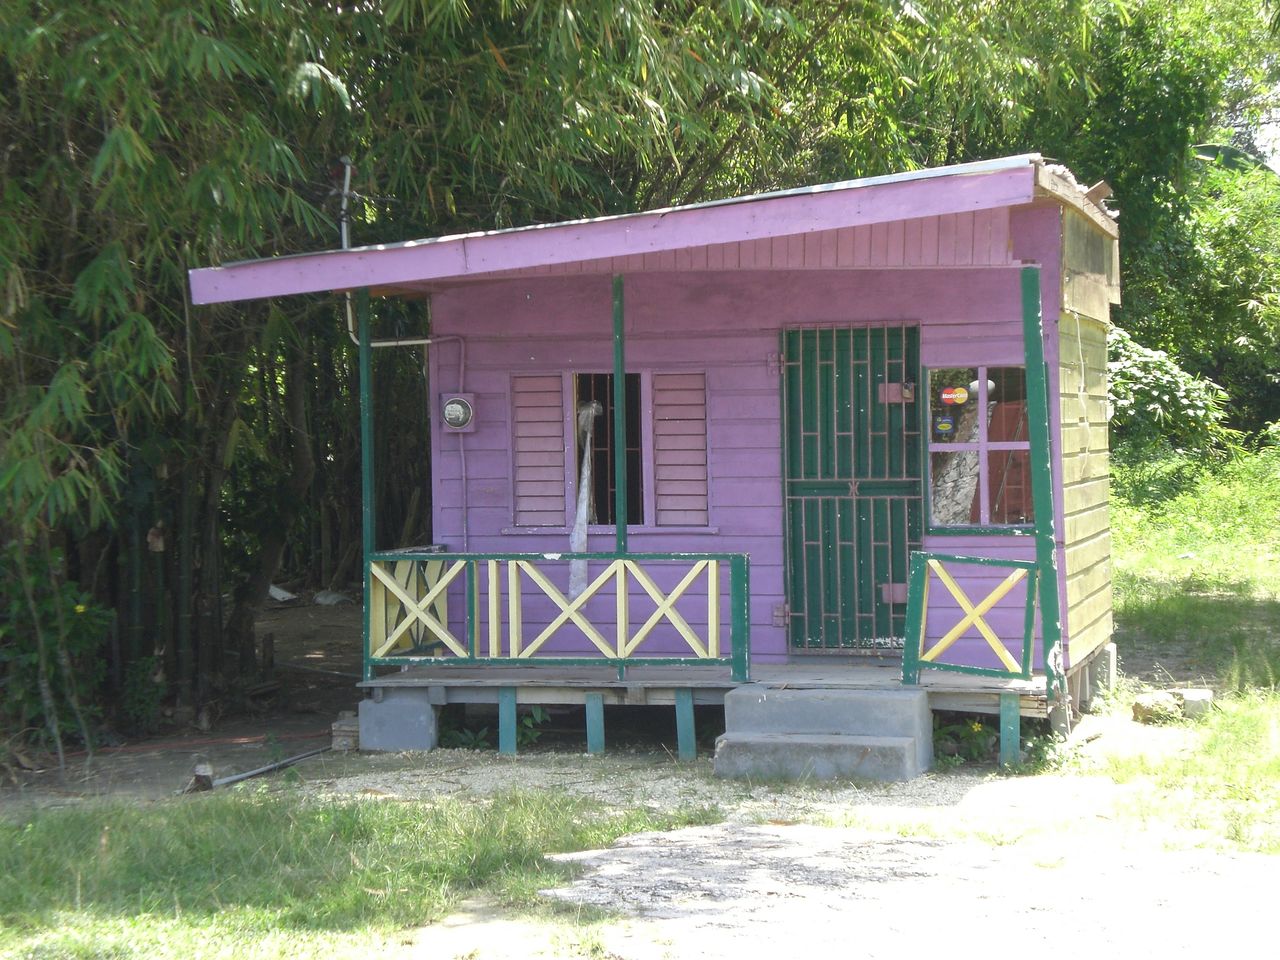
[429,267,1029,661]
[1059,310,1113,666]
[484,209,1012,279]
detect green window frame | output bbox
[925,365,1035,534]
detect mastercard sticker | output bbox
[940,386,969,405]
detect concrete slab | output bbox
[713,733,923,782]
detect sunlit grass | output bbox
[1084,692,1280,853]
[0,789,720,959]
[1111,447,1280,691]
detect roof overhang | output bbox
[188,154,1114,306]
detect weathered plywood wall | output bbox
[1059,310,1112,666]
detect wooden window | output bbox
[510,371,709,528]
[512,375,566,526]
[926,366,1033,528]
[652,372,708,526]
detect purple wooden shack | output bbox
[190,154,1119,777]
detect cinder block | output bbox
[713,733,924,782]
[358,688,439,751]
[1172,687,1215,718]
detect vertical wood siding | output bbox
[653,372,709,526]
[512,374,566,526]
[1058,311,1113,665]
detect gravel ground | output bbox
[5,710,1270,960]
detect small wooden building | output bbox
[190,154,1119,773]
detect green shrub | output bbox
[1108,326,1236,456]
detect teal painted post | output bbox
[498,687,517,755]
[1020,267,1064,698]
[612,275,628,553]
[729,554,751,682]
[675,688,696,761]
[999,692,1021,768]
[901,552,928,685]
[358,289,376,682]
[585,693,605,754]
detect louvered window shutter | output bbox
[512,375,566,526]
[652,372,708,526]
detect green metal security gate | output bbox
[782,326,922,650]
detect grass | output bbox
[1093,446,1280,852]
[1111,446,1280,690]
[0,789,720,959]
[1084,691,1280,853]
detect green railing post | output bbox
[465,560,478,660]
[901,551,928,685]
[1020,267,1064,698]
[358,288,375,682]
[730,553,751,682]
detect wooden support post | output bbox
[999,692,1020,768]
[612,274,628,554]
[675,688,696,761]
[585,693,605,754]
[358,288,376,682]
[498,687,517,756]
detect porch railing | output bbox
[900,552,1045,684]
[364,551,751,681]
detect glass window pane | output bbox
[988,450,1034,524]
[928,367,979,443]
[931,449,980,525]
[987,367,1029,442]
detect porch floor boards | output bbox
[360,660,1049,716]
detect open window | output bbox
[927,366,1033,529]
[573,373,643,526]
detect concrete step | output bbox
[713,733,925,782]
[724,686,930,737]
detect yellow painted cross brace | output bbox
[622,560,710,657]
[370,559,469,658]
[920,560,1026,672]
[516,560,619,658]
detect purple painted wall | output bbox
[426,255,1048,666]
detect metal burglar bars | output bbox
[364,551,751,682]
[782,325,923,650]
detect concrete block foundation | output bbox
[358,688,439,751]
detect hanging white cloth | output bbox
[569,400,604,598]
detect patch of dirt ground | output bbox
[2,602,1270,959]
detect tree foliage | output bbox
[1,0,1276,750]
